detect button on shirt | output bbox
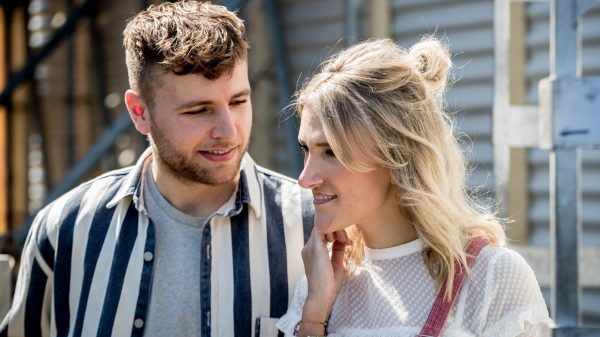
[0,149,314,337]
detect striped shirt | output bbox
[0,149,314,337]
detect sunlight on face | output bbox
[147,60,252,185]
[297,106,397,234]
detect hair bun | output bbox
[408,37,451,92]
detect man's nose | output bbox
[210,108,236,140]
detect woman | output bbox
[277,38,553,337]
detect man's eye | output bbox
[184,108,207,115]
[231,99,247,105]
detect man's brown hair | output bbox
[123,1,249,104]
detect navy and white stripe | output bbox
[0,149,314,337]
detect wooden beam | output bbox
[369,0,390,39]
[9,7,28,232]
[506,2,529,244]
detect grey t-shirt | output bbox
[142,166,211,336]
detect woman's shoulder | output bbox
[462,244,553,336]
[464,244,545,309]
[471,244,537,281]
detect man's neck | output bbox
[150,159,239,219]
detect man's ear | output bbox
[124,89,150,135]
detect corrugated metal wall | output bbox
[390,0,600,325]
[283,0,346,87]
[525,1,600,323]
[526,3,600,245]
[392,0,496,198]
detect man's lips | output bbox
[199,147,237,162]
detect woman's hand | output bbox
[299,227,352,335]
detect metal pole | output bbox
[25,4,50,200]
[66,0,75,167]
[88,10,111,128]
[550,149,581,326]
[492,0,510,219]
[549,0,580,327]
[345,0,361,46]
[265,0,302,176]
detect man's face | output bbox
[145,60,252,185]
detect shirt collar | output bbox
[107,148,263,218]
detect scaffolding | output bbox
[494,0,600,335]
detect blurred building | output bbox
[1,0,599,325]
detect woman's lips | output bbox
[313,193,337,205]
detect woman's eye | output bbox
[298,143,308,153]
[324,149,336,157]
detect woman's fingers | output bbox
[330,240,346,267]
[332,230,350,244]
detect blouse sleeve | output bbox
[276,275,308,337]
[481,249,554,337]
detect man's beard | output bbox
[148,121,245,185]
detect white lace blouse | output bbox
[277,239,553,337]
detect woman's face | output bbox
[297,106,399,234]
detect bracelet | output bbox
[293,319,328,336]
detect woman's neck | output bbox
[358,207,418,249]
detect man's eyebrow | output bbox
[174,99,211,110]
[174,89,251,110]
[232,89,251,98]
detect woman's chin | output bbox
[314,220,345,234]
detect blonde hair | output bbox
[123,1,249,104]
[296,38,506,300]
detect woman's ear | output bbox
[124,89,150,135]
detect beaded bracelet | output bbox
[293,318,328,336]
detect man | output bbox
[0,2,313,336]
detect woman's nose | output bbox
[298,156,323,189]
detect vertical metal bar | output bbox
[88,10,110,127]
[345,0,361,46]
[88,4,117,170]
[493,0,511,219]
[550,0,578,78]
[549,0,582,328]
[550,148,581,326]
[25,2,50,199]
[65,0,75,167]
[265,0,302,176]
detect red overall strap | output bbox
[418,236,490,337]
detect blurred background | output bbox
[0,0,599,327]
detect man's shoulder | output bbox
[43,166,134,213]
[29,166,135,243]
[253,163,298,185]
